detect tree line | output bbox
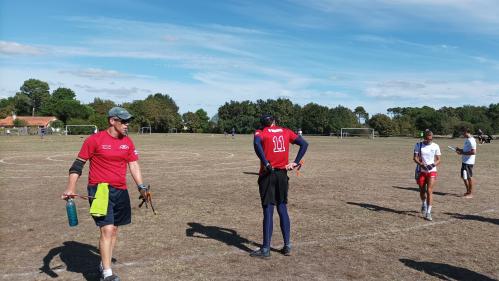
[1,78,498,136]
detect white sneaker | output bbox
[425,212,433,221]
[421,205,426,215]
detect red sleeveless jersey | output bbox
[254,125,298,171]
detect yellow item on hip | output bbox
[89,183,109,217]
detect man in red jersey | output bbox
[250,113,308,258]
[62,107,148,281]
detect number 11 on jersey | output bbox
[273,135,286,152]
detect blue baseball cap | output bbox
[108,107,133,120]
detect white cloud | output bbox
[288,0,499,32]
[74,84,152,98]
[384,0,499,24]
[59,68,152,80]
[353,35,459,51]
[472,56,499,70]
[365,79,499,102]
[2,11,498,118]
[0,41,44,56]
[2,64,499,117]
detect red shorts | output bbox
[417,171,437,186]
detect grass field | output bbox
[0,134,498,281]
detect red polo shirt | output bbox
[78,130,139,189]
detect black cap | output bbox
[260,113,274,127]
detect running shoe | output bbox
[101,275,120,281]
[281,245,292,256]
[250,248,270,258]
[425,212,433,221]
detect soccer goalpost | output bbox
[65,125,98,135]
[340,128,375,139]
[139,126,152,134]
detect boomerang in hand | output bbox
[296,160,304,176]
[64,194,94,200]
[139,185,157,215]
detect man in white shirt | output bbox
[413,130,441,221]
[455,127,477,198]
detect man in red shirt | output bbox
[62,107,148,281]
[250,114,308,258]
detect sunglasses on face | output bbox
[113,118,131,124]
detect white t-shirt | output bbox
[462,137,476,165]
[414,142,441,172]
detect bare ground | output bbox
[0,134,498,281]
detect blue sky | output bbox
[1,0,499,116]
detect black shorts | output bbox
[258,169,289,207]
[87,185,131,227]
[461,163,474,179]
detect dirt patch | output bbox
[0,134,498,280]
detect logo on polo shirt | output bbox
[102,145,111,150]
[120,144,130,150]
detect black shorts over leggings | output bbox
[258,169,289,206]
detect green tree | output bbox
[301,103,329,135]
[182,111,196,132]
[126,93,181,132]
[208,114,220,133]
[255,98,300,129]
[329,105,358,133]
[217,100,258,134]
[194,109,210,132]
[13,93,32,115]
[88,98,117,116]
[19,79,50,115]
[182,110,210,133]
[0,97,16,118]
[368,114,396,136]
[487,103,499,133]
[41,87,78,116]
[13,118,28,127]
[52,88,76,101]
[53,100,93,124]
[354,106,369,124]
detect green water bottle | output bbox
[66,198,78,227]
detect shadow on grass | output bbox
[400,258,497,281]
[40,241,115,280]
[444,212,499,226]
[186,222,257,253]
[392,185,457,197]
[242,171,260,176]
[347,202,418,217]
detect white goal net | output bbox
[139,126,152,134]
[340,128,374,139]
